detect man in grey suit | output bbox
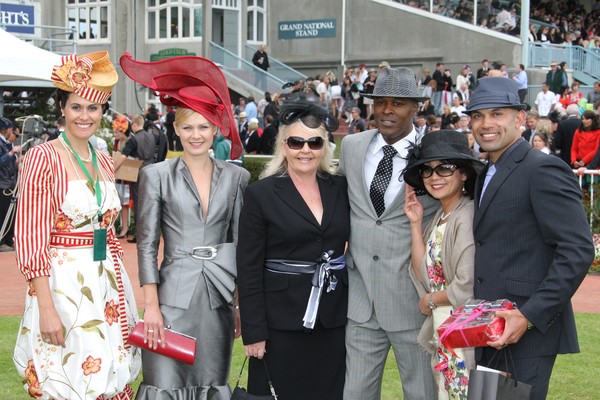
[338,67,437,400]
[466,77,593,400]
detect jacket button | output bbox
[373,255,379,261]
[316,236,322,242]
[477,277,484,283]
[376,220,382,226]
[476,241,483,247]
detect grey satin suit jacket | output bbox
[137,157,250,310]
[338,129,439,331]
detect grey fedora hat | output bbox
[363,67,429,102]
[464,77,527,114]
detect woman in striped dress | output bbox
[13,52,141,400]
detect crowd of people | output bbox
[390,0,600,47]
[1,36,598,400]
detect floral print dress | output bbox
[13,180,141,400]
[427,223,469,400]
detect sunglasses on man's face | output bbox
[285,136,325,150]
[419,163,459,178]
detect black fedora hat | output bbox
[363,67,429,102]
[403,130,484,191]
[464,77,527,114]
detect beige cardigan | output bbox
[410,195,476,366]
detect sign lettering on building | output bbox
[150,48,197,62]
[0,3,34,34]
[278,19,336,40]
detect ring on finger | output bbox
[147,329,155,333]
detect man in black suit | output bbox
[553,104,581,166]
[258,114,277,155]
[476,59,490,79]
[466,78,593,400]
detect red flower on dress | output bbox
[24,359,43,398]
[104,300,120,326]
[54,212,74,232]
[81,355,101,376]
[100,209,118,228]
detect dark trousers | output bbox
[0,189,16,246]
[518,88,528,104]
[479,347,556,400]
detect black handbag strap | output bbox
[235,356,278,398]
[488,347,521,387]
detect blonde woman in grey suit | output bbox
[120,53,250,399]
[403,130,484,399]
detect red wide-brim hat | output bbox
[119,52,242,159]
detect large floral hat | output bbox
[51,51,118,104]
[119,52,242,159]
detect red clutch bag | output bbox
[127,321,196,365]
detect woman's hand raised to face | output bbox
[404,185,424,224]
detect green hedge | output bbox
[242,156,270,183]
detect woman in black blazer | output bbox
[237,93,350,400]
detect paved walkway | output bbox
[1,242,598,316]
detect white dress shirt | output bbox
[365,129,418,210]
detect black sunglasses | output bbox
[285,136,325,150]
[420,163,459,178]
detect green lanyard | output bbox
[61,132,102,215]
[61,133,107,261]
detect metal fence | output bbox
[529,43,600,81]
[209,42,285,95]
[0,23,76,55]
[244,45,306,86]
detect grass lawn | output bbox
[1,314,598,399]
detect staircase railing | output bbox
[244,44,306,85]
[209,42,286,95]
[0,23,76,55]
[529,43,599,81]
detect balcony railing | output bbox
[244,44,306,86]
[0,23,76,55]
[209,42,285,95]
[528,43,599,81]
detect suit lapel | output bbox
[178,158,223,220]
[354,130,380,217]
[318,175,339,229]
[178,159,202,206]
[274,176,320,227]
[474,141,530,228]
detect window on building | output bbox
[147,0,202,41]
[247,0,266,44]
[67,0,110,42]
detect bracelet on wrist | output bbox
[428,292,437,310]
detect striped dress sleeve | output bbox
[15,144,64,280]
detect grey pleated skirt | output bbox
[136,275,234,400]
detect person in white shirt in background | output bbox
[535,83,557,117]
